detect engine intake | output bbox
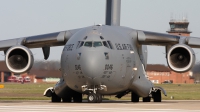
[167,44,195,72]
[5,45,34,74]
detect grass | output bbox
[0,83,54,100]
[154,84,200,100]
[0,83,200,100]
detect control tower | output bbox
[167,17,191,36]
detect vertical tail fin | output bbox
[105,0,121,26]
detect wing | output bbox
[0,28,81,51]
[135,30,200,73]
[137,30,200,48]
[0,28,81,73]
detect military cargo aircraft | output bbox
[0,0,199,103]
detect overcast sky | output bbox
[0,0,200,65]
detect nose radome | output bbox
[81,51,103,80]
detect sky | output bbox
[0,0,200,65]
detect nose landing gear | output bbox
[87,93,102,103]
[82,85,106,103]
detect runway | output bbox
[0,100,200,112]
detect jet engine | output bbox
[5,45,34,74]
[167,44,195,72]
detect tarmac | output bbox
[0,100,200,112]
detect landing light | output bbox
[133,68,137,71]
[130,51,134,54]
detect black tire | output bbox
[143,97,151,102]
[153,90,161,102]
[131,92,139,102]
[73,92,82,103]
[87,93,97,103]
[96,93,102,103]
[51,92,61,102]
[62,89,73,103]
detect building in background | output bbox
[146,64,194,84]
[0,61,13,83]
[167,16,191,36]
[28,69,60,83]
[146,64,171,84]
[0,61,61,83]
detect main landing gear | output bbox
[61,90,82,103]
[131,92,139,102]
[131,89,162,102]
[50,89,82,103]
[143,97,151,102]
[152,90,161,102]
[51,92,61,102]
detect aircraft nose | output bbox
[81,51,103,80]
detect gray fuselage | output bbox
[56,25,153,97]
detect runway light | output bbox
[0,84,4,88]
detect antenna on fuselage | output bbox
[105,0,121,26]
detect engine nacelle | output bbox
[5,45,34,74]
[167,44,195,72]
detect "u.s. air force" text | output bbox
[115,43,133,50]
[63,44,74,51]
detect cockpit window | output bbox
[103,41,109,48]
[76,41,81,49]
[79,41,84,48]
[77,41,84,48]
[100,36,104,40]
[76,41,113,49]
[84,41,92,47]
[107,41,113,49]
[93,41,102,47]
